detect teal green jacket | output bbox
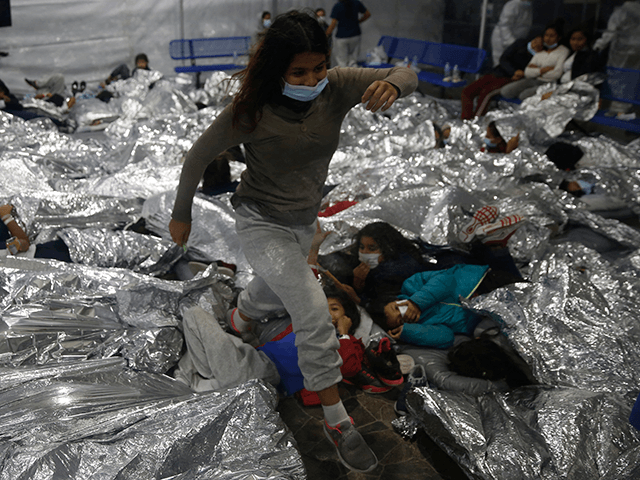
[398,264,489,348]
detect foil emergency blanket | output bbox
[0,258,232,370]
[0,359,304,479]
[2,69,640,479]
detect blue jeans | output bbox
[235,203,342,392]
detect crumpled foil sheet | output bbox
[0,257,232,372]
[0,360,304,479]
[57,226,182,275]
[2,68,640,478]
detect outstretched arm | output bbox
[1,205,30,252]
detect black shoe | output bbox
[342,363,393,394]
[24,78,38,89]
[71,81,79,96]
[79,81,86,92]
[0,51,8,57]
[394,364,428,415]
[365,337,404,386]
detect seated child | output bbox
[340,222,431,310]
[378,264,521,348]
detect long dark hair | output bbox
[232,10,329,132]
[351,222,425,264]
[566,26,592,50]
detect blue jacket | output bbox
[398,264,489,348]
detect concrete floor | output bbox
[277,382,468,480]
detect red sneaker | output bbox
[342,363,393,394]
[365,337,404,386]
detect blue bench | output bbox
[169,36,251,87]
[366,36,487,89]
[499,66,640,134]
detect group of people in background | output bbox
[260,1,371,68]
[463,19,607,120]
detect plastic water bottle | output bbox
[402,56,410,67]
[366,51,372,65]
[444,62,451,82]
[410,55,420,71]
[452,64,461,82]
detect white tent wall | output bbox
[0,0,443,96]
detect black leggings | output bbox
[34,239,72,263]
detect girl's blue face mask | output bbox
[263,19,272,28]
[282,76,329,102]
[527,41,537,56]
[484,137,498,148]
[544,42,558,49]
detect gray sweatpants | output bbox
[500,77,545,101]
[37,74,66,97]
[333,35,362,67]
[235,203,342,392]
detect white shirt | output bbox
[561,52,577,83]
[525,45,571,82]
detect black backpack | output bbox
[447,333,536,389]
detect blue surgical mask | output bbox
[576,180,595,195]
[527,41,537,56]
[263,19,272,28]
[484,137,498,148]
[544,42,558,50]
[282,76,329,102]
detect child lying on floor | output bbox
[177,286,402,400]
[481,121,519,154]
[0,204,71,261]
[374,263,522,348]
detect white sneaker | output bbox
[477,214,524,247]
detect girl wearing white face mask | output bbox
[169,11,417,474]
[335,222,428,314]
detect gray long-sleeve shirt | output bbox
[172,66,418,225]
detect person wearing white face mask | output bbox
[315,7,333,52]
[169,11,417,474]
[490,0,534,67]
[261,11,272,29]
[331,222,430,315]
[500,21,570,101]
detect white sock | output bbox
[322,401,350,427]
[230,308,251,333]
